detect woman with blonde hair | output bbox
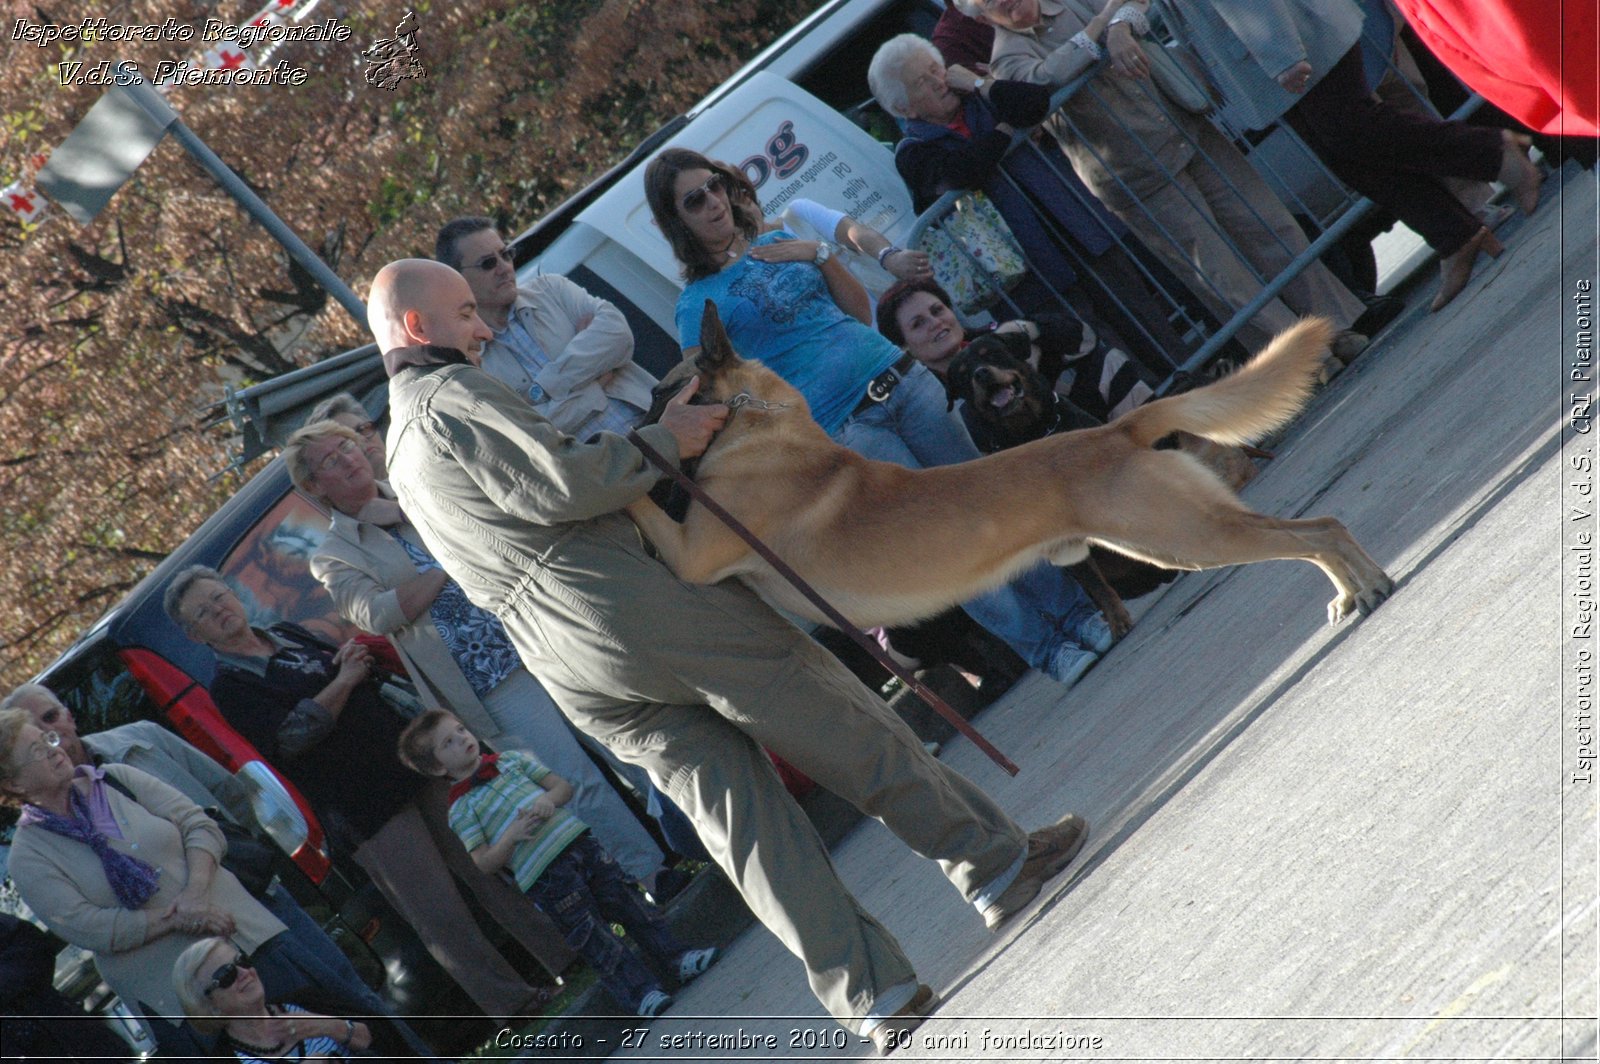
[174,936,374,1062]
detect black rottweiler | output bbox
[946,329,1185,612]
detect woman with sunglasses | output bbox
[175,937,373,1062]
[0,709,426,1060]
[643,147,1117,684]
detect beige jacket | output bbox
[989,0,1205,208]
[479,273,657,434]
[309,483,506,745]
[9,763,285,1018]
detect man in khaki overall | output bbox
[369,258,1090,1050]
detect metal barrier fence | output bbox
[903,6,1486,399]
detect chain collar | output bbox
[725,392,791,412]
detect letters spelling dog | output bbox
[627,302,1394,630]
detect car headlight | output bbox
[234,761,309,857]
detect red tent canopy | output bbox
[1394,0,1598,137]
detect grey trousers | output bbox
[353,796,575,1020]
[530,564,1028,1030]
[1116,122,1365,352]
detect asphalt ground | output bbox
[533,161,1598,1063]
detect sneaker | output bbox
[1074,613,1114,654]
[982,813,1091,931]
[867,983,939,1056]
[676,947,720,983]
[636,989,674,1018]
[1043,644,1098,686]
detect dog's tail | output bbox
[1114,317,1334,448]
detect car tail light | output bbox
[117,647,332,883]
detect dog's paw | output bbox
[1328,574,1395,624]
[1355,573,1396,617]
[1106,603,1134,640]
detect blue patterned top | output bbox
[387,529,521,696]
[676,230,901,435]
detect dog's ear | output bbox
[991,330,1032,362]
[697,299,736,371]
[944,350,977,410]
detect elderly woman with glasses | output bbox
[163,565,571,1025]
[174,937,373,1063]
[283,418,677,894]
[868,32,1187,380]
[0,710,391,1059]
[306,393,386,480]
[642,146,1116,685]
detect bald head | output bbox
[369,259,464,350]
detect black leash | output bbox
[628,429,1019,776]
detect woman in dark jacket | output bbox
[869,32,1188,378]
[163,565,570,1025]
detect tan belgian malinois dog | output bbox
[626,302,1394,630]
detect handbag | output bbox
[914,192,1028,316]
[211,813,282,897]
[1140,39,1215,116]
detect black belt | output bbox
[853,354,918,416]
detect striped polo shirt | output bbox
[447,750,589,892]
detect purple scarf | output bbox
[20,776,162,910]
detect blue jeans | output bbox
[255,882,440,1059]
[526,835,685,1014]
[832,362,1097,669]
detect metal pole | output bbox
[113,63,367,326]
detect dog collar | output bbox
[726,392,791,412]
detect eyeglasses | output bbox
[316,438,362,474]
[350,420,378,439]
[17,731,61,766]
[466,247,514,272]
[679,174,728,215]
[184,586,233,630]
[203,952,255,996]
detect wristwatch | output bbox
[972,77,986,93]
[813,242,834,266]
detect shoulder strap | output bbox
[98,766,138,804]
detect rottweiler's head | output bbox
[946,332,1054,443]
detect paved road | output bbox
[597,164,1598,1062]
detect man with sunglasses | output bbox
[434,216,657,439]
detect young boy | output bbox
[398,709,719,1018]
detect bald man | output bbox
[370,258,1090,1050]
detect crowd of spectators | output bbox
[0,0,1558,1058]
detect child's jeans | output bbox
[526,833,686,1013]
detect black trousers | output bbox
[1288,46,1503,255]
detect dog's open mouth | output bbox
[986,385,1020,414]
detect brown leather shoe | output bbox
[868,983,939,1056]
[1430,226,1504,313]
[983,813,1091,930]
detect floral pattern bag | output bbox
[914,192,1028,316]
